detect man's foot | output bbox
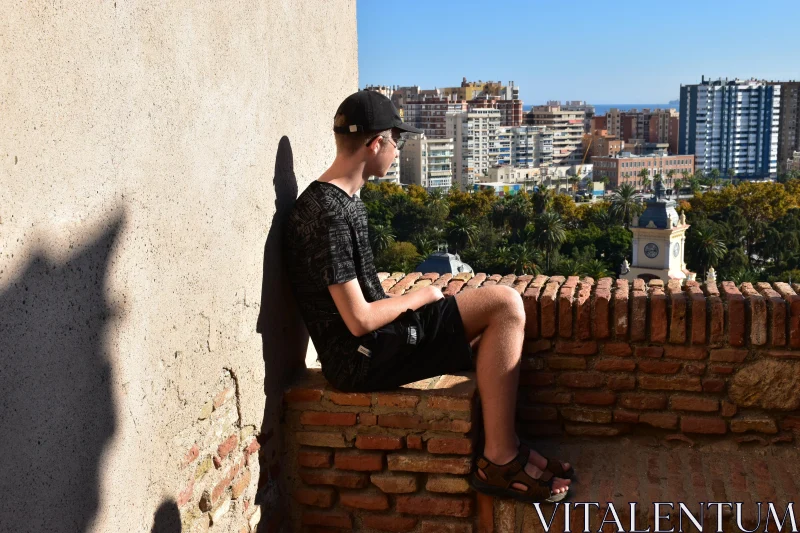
[517,437,572,478]
[479,450,571,495]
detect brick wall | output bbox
[282,272,800,531]
[174,370,263,532]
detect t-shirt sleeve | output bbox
[316,211,357,287]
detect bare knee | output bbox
[489,286,525,326]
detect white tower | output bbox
[623,182,695,284]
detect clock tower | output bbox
[622,182,696,284]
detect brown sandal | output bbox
[468,449,569,503]
[519,440,576,480]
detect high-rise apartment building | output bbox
[559,101,595,133]
[403,96,468,139]
[772,81,800,172]
[440,78,519,101]
[606,108,679,153]
[400,135,454,191]
[679,77,780,179]
[524,104,585,166]
[447,109,502,190]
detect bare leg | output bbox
[454,286,570,494]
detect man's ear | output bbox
[366,135,382,155]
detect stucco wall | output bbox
[0,1,357,531]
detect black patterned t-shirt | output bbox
[284,181,386,381]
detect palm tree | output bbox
[638,168,650,191]
[568,176,580,193]
[581,259,610,280]
[667,169,676,190]
[653,173,663,191]
[689,225,727,279]
[447,214,477,253]
[609,183,642,227]
[710,168,721,190]
[727,168,736,186]
[370,224,395,255]
[689,178,701,195]
[532,185,554,214]
[412,235,435,259]
[532,211,566,273]
[507,244,541,275]
[555,257,582,277]
[673,178,684,197]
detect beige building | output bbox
[0,2,357,532]
[593,153,695,189]
[525,103,585,166]
[400,135,454,190]
[447,108,502,190]
[776,82,800,172]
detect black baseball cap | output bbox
[333,90,423,135]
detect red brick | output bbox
[334,449,384,471]
[690,291,707,345]
[176,478,194,507]
[428,419,472,433]
[669,291,687,344]
[557,372,605,388]
[396,495,473,518]
[518,406,559,421]
[604,342,633,357]
[339,491,389,511]
[619,393,667,410]
[650,292,668,343]
[443,280,464,297]
[594,287,611,339]
[639,375,702,391]
[564,424,628,437]
[183,444,200,467]
[302,510,353,529]
[362,514,418,532]
[285,387,324,403]
[547,356,587,370]
[701,378,726,392]
[355,435,403,451]
[721,282,746,346]
[684,363,706,375]
[555,340,598,355]
[299,469,369,489]
[217,434,238,460]
[709,349,748,363]
[211,462,241,504]
[681,416,727,434]
[559,284,576,338]
[523,287,541,338]
[293,487,335,508]
[639,412,678,429]
[614,409,640,423]
[406,435,423,450]
[560,407,612,424]
[427,438,473,455]
[670,395,718,412]
[576,287,593,340]
[231,469,251,499]
[720,401,737,417]
[530,391,572,404]
[298,449,333,468]
[638,360,681,374]
[328,391,372,406]
[709,295,725,344]
[594,358,636,372]
[781,416,800,430]
[377,394,420,408]
[427,396,472,412]
[614,280,630,338]
[421,521,473,533]
[574,391,616,406]
[709,364,734,374]
[540,282,558,338]
[300,412,357,426]
[635,346,664,359]
[378,414,425,429]
[387,453,472,474]
[631,290,648,342]
[607,375,636,390]
[730,418,778,434]
[370,473,418,493]
[359,413,377,426]
[520,371,556,386]
[663,346,708,360]
[524,338,552,354]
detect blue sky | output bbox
[358,0,800,105]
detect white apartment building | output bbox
[679,78,781,179]
[447,108,502,190]
[525,104,585,166]
[369,152,401,185]
[400,135,454,190]
[558,100,595,133]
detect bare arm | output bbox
[329,279,444,337]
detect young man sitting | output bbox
[284,90,572,503]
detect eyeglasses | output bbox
[366,134,405,151]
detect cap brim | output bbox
[395,122,424,135]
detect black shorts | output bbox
[322,296,474,392]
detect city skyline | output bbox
[357,0,800,104]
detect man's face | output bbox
[366,131,401,178]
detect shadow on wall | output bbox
[255,136,310,530]
[0,215,123,532]
[150,500,181,533]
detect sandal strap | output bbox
[475,452,558,500]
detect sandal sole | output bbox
[468,474,569,504]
